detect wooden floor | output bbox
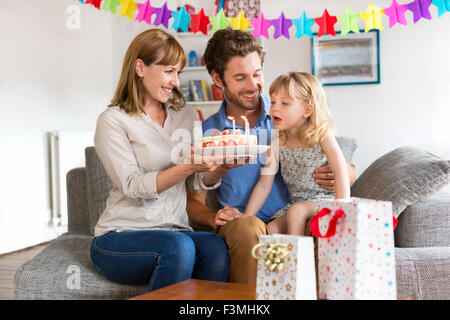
[0,242,51,300]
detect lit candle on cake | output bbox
[227,116,236,136]
[241,115,249,135]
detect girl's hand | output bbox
[214,206,243,226]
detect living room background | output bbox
[0,0,449,254]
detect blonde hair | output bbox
[269,72,335,147]
[109,29,186,116]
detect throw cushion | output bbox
[335,136,358,165]
[351,146,450,217]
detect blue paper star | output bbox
[270,12,292,39]
[292,10,315,38]
[432,0,450,17]
[171,6,191,32]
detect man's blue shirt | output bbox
[201,95,289,221]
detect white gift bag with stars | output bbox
[311,198,397,300]
[252,234,317,300]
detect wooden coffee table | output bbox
[130,279,408,300]
[130,279,256,300]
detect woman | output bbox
[90,29,229,292]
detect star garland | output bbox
[76,0,450,39]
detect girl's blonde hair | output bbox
[269,72,335,147]
[109,29,186,116]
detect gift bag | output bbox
[310,198,397,300]
[252,234,316,300]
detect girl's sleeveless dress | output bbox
[271,145,334,220]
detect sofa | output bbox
[15,144,450,300]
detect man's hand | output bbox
[214,206,243,226]
[313,163,356,191]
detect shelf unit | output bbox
[175,31,221,120]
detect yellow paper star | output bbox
[360,2,384,32]
[228,10,251,31]
[117,0,137,20]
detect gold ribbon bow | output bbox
[251,240,290,272]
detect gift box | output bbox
[311,198,397,300]
[252,234,316,300]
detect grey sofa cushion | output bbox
[395,247,450,300]
[351,146,450,217]
[395,192,450,248]
[85,147,113,236]
[15,233,146,300]
[335,136,357,166]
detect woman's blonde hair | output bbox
[109,28,186,115]
[269,72,335,147]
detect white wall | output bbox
[0,0,215,254]
[260,0,450,185]
[0,0,449,254]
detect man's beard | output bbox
[222,85,261,111]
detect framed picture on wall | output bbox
[312,30,380,86]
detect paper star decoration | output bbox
[153,2,173,28]
[117,0,137,20]
[79,0,85,3]
[270,12,293,39]
[85,0,101,9]
[360,2,385,32]
[229,10,251,31]
[101,0,120,15]
[135,0,154,24]
[292,10,315,38]
[249,13,272,39]
[172,6,191,32]
[209,9,231,36]
[337,6,360,35]
[384,0,408,28]
[190,8,210,35]
[314,9,338,37]
[407,0,433,23]
[433,0,450,17]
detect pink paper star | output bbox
[384,0,408,27]
[135,0,154,24]
[249,13,272,39]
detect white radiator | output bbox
[49,131,94,226]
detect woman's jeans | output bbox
[90,229,229,292]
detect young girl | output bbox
[244,72,350,235]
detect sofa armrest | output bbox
[395,192,450,248]
[66,167,90,235]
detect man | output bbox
[187,28,356,285]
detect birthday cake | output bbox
[200,129,258,148]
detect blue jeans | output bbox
[90,229,229,292]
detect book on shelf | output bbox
[188,80,213,102]
[211,83,224,101]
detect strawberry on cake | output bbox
[200,129,258,148]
